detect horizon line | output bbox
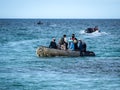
[0,17,120,19]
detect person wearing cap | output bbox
[49,38,57,49]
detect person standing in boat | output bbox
[71,34,78,50]
[59,34,68,50]
[78,40,87,56]
[68,38,72,48]
[49,38,57,49]
[69,40,74,50]
[71,34,75,40]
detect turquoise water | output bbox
[0,19,120,90]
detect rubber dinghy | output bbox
[85,28,96,33]
[85,26,99,33]
[36,46,95,57]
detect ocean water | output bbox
[0,19,120,90]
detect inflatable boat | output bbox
[36,46,95,57]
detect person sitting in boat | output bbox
[93,26,99,32]
[59,34,68,50]
[49,38,57,49]
[78,39,87,56]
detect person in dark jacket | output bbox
[49,38,57,49]
[78,40,87,56]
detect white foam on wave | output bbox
[79,30,85,34]
[6,39,48,52]
[49,24,57,27]
[8,38,48,46]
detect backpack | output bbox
[59,37,64,45]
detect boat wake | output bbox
[49,24,57,27]
[5,39,48,53]
[79,30,109,37]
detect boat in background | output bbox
[37,21,43,25]
[85,26,100,33]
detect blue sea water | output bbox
[0,19,120,90]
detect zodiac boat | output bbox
[36,46,95,57]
